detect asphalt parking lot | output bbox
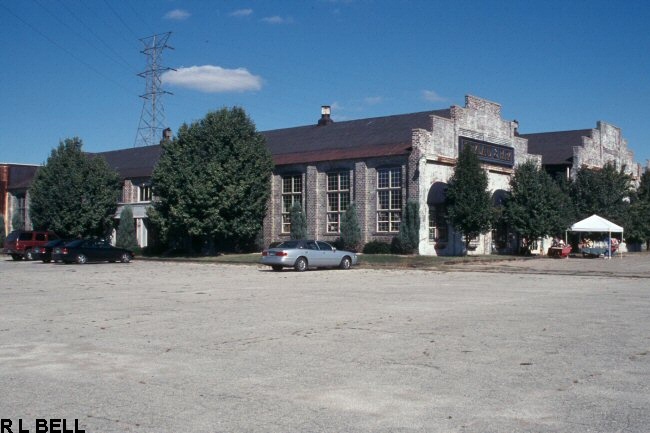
[1,255,649,432]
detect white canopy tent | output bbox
[568,214,624,259]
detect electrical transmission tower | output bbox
[134,32,173,147]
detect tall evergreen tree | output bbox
[29,137,120,238]
[394,200,420,254]
[339,203,362,251]
[149,107,274,252]
[116,206,138,250]
[289,202,307,240]
[445,144,493,252]
[504,160,573,253]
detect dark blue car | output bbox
[52,239,134,264]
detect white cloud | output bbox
[164,9,191,20]
[422,90,446,102]
[364,96,382,105]
[161,65,263,93]
[261,15,293,24]
[230,8,253,17]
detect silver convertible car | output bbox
[260,240,358,272]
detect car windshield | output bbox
[64,239,84,247]
[45,239,63,247]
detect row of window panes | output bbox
[281,168,403,234]
[326,172,351,232]
[283,175,302,194]
[327,172,350,191]
[378,168,401,189]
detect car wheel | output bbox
[339,256,352,270]
[24,249,34,261]
[11,254,22,261]
[120,253,131,263]
[76,254,87,264]
[271,265,283,272]
[294,257,308,272]
[42,259,51,263]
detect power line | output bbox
[0,2,133,96]
[123,2,155,36]
[53,0,138,73]
[102,0,139,41]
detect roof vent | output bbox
[318,105,333,126]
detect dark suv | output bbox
[3,230,59,261]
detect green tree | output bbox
[625,171,650,249]
[149,107,274,252]
[393,200,420,254]
[504,160,573,253]
[116,206,138,251]
[289,202,307,240]
[29,138,120,238]
[445,145,494,252]
[339,203,361,251]
[570,162,632,225]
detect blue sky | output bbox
[2,0,649,166]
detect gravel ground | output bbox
[1,254,649,432]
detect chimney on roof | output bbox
[160,127,173,144]
[318,105,333,126]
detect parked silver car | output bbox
[261,240,358,272]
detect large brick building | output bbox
[2,94,643,255]
[262,95,538,255]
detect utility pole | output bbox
[134,32,173,147]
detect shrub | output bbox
[362,240,392,254]
[289,202,307,240]
[339,203,362,251]
[395,200,420,254]
[116,206,138,251]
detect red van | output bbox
[3,230,59,261]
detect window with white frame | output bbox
[377,168,402,232]
[139,185,152,202]
[327,171,350,233]
[428,205,448,242]
[282,174,303,233]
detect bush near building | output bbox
[149,107,274,253]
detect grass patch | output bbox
[140,252,522,269]
[357,254,516,269]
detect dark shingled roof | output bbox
[520,129,591,165]
[95,145,162,179]
[262,109,451,165]
[86,109,451,176]
[8,165,39,189]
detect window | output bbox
[428,205,448,243]
[282,175,303,233]
[327,172,350,233]
[317,241,333,251]
[15,194,26,227]
[377,168,402,232]
[139,185,152,202]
